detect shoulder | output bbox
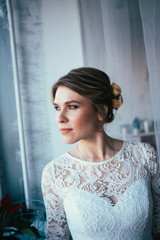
[126,140,155,152]
[126,141,157,164]
[42,153,70,176]
[137,141,157,159]
[41,154,69,188]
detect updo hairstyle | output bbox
[51,67,115,123]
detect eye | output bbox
[54,106,60,111]
[68,105,79,109]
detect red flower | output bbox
[1,194,24,214]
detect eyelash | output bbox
[54,105,79,111]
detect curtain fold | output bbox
[138,0,160,159]
[78,0,108,71]
[78,0,153,140]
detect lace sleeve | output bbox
[41,162,70,240]
[143,143,160,234]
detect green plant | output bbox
[0,194,45,239]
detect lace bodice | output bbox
[41,141,160,240]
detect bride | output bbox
[42,67,160,240]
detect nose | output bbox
[56,109,68,124]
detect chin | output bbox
[62,137,78,145]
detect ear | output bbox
[97,105,108,121]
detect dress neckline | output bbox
[66,140,126,165]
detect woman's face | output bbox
[53,86,101,144]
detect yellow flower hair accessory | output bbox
[112,82,122,96]
[112,99,122,109]
[111,82,123,110]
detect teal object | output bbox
[132,118,140,130]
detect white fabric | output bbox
[138,0,160,160]
[78,0,154,139]
[41,141,160,240]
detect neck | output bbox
[77,131,114,162]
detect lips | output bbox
[60,128,73,135]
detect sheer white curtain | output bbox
[78,0,158,156]
[138,0,160,158]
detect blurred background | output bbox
[0,0,160,204]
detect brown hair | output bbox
[51,67,115,123]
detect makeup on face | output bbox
[53,86,100,144]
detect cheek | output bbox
[74,111,98,129]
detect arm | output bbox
[41,162,70,240]
[145,144,160,239]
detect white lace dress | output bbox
[41,141,160,240]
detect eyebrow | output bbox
[53,100,82,105]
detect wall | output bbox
[41,0,84,157]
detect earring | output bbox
[97,120,104,132]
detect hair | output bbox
[51,67,115,123]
